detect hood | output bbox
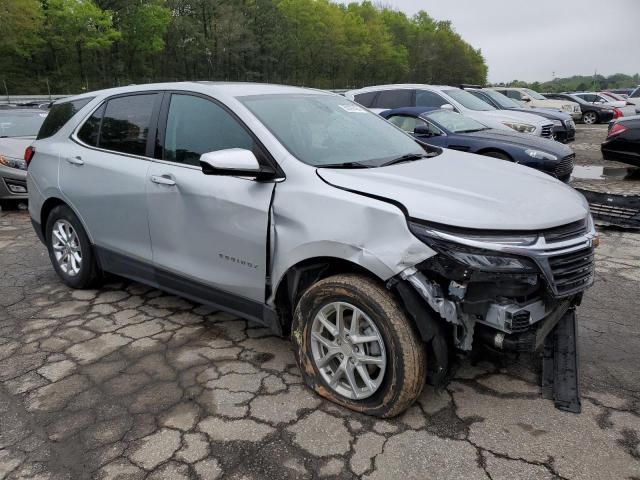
[317,150,588,230]
[509,107,572,122]
[464,129,574,157]
[479,109,550,126]
[0,137,34,159]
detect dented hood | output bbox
[317,150,589,230]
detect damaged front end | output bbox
[392,216,598,355]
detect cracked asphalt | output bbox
[2,126,640,479]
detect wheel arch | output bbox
[476,148,513,161]
[40,197,94,244]
[273,256,379,335]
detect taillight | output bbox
[612,108,623,118]
[24,146,35,167]
[607,123,628,138]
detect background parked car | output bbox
[490,87,581,120]
[543,93,615,125]
[601,115,640,167]
[606,88,634,98]
[625,86,640,108]
[571,91,635,117]
[0,108,48,209]
[380,107,575,182]
[465,87,575,143]
[345,85,556,138]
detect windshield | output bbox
[241,94,426,167]
[426,110,488,133]
[523,89,546,100]
[476,89,521,109]
[443,89,494,111]
[0,111,47,137]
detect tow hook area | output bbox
[399,267,476,351]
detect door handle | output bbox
[66,156,84,165]
[150,175,176,186]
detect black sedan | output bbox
[465,88,576,143]
[543,93,615,124]
[601,115,640,167]
[380,107,575,182]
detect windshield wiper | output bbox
[381,153,428,167]
[317,162,371,169]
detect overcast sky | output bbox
[369,0,640,83]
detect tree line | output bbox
[499,73,640,94]
[0,0,488,95]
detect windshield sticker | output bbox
[339,104,366,113]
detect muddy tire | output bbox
[292,274,426,417]
[45,205,101,289]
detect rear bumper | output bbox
[0,166,28,200]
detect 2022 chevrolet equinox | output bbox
[27,82,597,417]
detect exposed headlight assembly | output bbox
[408,222,538,273]
[525,149,557,161]
[502,122,536,134]
[0,154,27,170]
[552,120,563,127]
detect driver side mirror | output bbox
[414,124,433,137]
[521,95,531,102]
[200,149,275,180]
[440,103,455,111]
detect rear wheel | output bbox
[45,205,101,289]
[582,111,598,124]
[292,274,426,417]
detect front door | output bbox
[146,93,275,312]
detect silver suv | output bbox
[27,82,597,417]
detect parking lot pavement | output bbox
[2,149,640,479]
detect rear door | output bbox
[146,92,275,308]
[61,93,161,268]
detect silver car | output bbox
[0,108,48,208]
[27,82,597,417]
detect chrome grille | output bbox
[548,247,595,297]
[554,154,574,179]
[541,124,554,138]
[589,202,638,220]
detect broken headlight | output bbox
[409,221,538,273]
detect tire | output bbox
[292,274,426,417]
[482,150,511,161]
[582,111,598,125]
[45,205,101,289]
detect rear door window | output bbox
[353,92,378,107]
[77,104,105,147]
[374,90,414,109]
[99,94,158,156]
[37,98,92,139]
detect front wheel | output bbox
[582,111,598,124]
[45,205,101,289]
[292,274,426,417]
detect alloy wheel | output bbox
[51,219,83,276]
[583,112,597,124]
[310,301,387,399]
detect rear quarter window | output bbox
[37,98,93,139]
